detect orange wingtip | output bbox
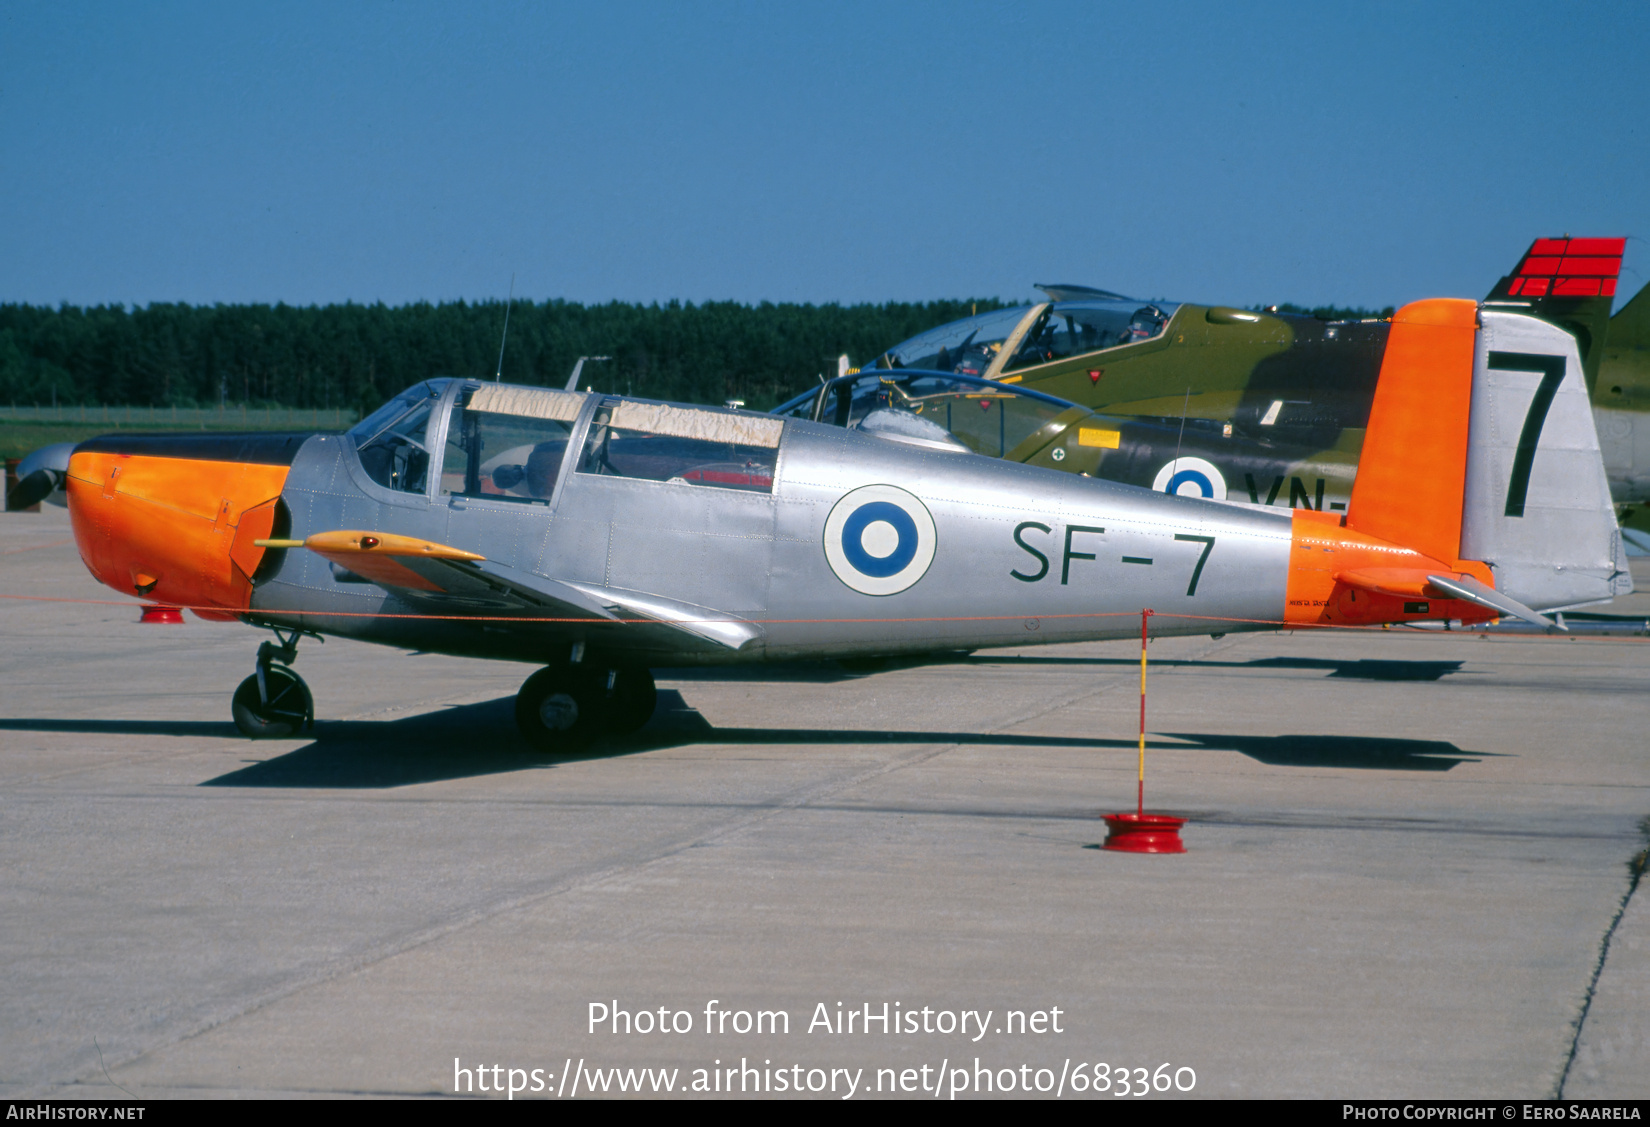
[297,531,485,561]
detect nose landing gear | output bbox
[514,662,656,753]
[232,629,317,738]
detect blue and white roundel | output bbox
[823,484,937,596]
[1151,456,1227,500]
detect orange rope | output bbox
[0,539,73,556]
[2,590,1638,637]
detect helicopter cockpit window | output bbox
[441,385,589,503]
[350,381,448,494]
[828,373,1075,458]
[1001,302,1179,373]
[578,400,782,493]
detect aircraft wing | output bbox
[259,531,762,655]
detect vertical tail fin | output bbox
[1484,237,1625,392]
[1460,310,1631,609]
[1338,299,1630,615]
[1603,278,1649,380]
[1344,298,1479,565]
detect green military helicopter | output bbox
[783,239,1641,541]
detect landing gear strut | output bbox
[231,629,317,738]
[515,662,656,753]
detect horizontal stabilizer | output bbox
[1335,567,1442,599]
[1423,572,1556,629]
[1334,566,1555,628]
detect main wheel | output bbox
[515,665,608,753]
[231,666,314,738]
[604,667,657,736]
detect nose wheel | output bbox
[232,630,316,738]
[515,664,656,753]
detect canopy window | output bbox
[579,402,782,494]
[441,387,590,503]
[466,384,588,423]
[608,401,782,448]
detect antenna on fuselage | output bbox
[1171,383,1192,480]
[493,273,515,382]
[566,356,610,391]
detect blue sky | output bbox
[2,1,1645,310]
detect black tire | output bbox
[515,665,608,753]
[231,667,313,738]
[604,667,657,736]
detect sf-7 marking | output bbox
[1010,521,1051,582]
[1009,522,1214,596]
[1061,525,1105,584]
[1173,534,1215,596]
[1487,350,1566,518]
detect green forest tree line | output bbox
[0,299,1008,413]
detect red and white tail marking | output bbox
[1505,237,1625,298]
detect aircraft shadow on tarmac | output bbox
[1161,733,1499,770]
[1,688,1495,788]
[186,688,1489,785]
[0,719,242,737]
[969,654,1470,681]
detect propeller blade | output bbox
[6,468,60,511]
[8,442,77,509]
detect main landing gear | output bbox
[514,659,656,754]
[231,629,317,738]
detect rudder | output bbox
[1461,310,1632,610]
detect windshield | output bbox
[870,300,1181,376]
[812,371,1081,458]
[350,380,449,493]
[867,307,1033,376]
[1004,301,1179,372]
[349,380,450,447]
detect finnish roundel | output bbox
[1151,456,1227,501]
[823,484,937,596]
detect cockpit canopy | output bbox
[865,299,1181,378]
[773,370,1085,460]
[350,378,782,501]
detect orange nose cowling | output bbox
[66,451,289,620]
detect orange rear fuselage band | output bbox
[1284,509,1497,627]
[66,451,289,615]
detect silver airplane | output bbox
[26,299,1632,753]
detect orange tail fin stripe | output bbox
[1344,298,1479,566]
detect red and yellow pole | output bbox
[1138,607,1151,816]
[1101,606,1186,854]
